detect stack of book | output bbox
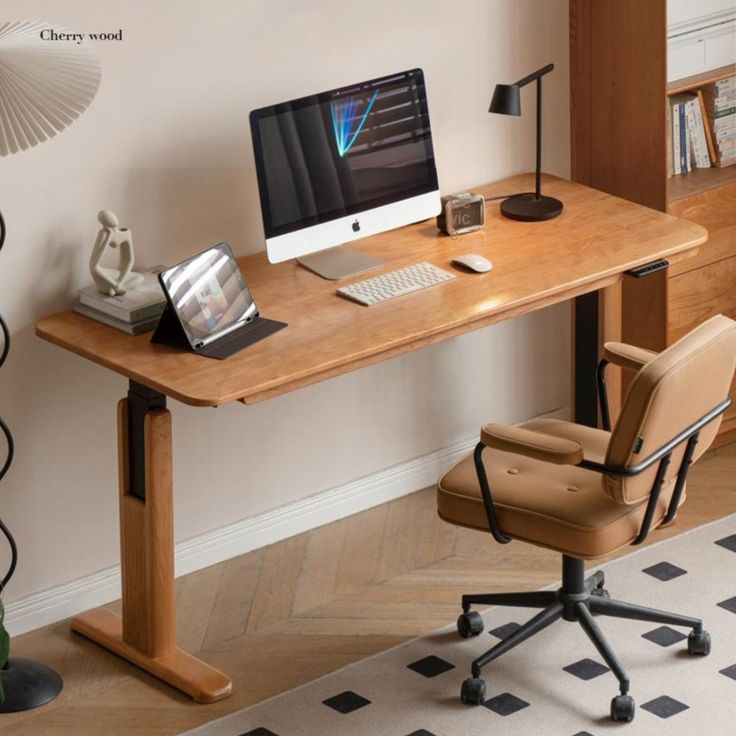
[72,269,166,334]
[702,75,735,168]
[668,74,736,176]
[669,92,711,174]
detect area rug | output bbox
[183,515,736,735]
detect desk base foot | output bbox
[70,608,232,703]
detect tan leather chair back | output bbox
[603,315,736,504]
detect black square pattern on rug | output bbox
[240,730,279,736]
[642,561,687,581]
[407,655,455,678]
[563,658,610,680]
[719,664,736,680]
[718,596,736,614]
[641,695,689,718]
[489,621,522,639]
[405,731,437,736]
[715,534,736,553]
[322,690,371,714]
[483,692,530,716]
[641,625,687,647]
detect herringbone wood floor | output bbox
[1,443,735,736]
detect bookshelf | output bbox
[570,1,736,443]
[668,164,736,203]
[667,64,736,96]
[667,62,736,201]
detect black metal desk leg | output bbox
[574,291,600,428]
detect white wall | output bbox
[668,0,734,26]
[667,0,736,82]
[0,0,570,614]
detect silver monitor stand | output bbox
[297,246,383,280]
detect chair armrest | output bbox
[480,423,583,465]
[603,342,658,372]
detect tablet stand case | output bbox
[150,302,286,360]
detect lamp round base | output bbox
[0,658,63,713]
[500,193,563,222]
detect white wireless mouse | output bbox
[452,254,493,273]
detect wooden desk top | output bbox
[36,174,706,407]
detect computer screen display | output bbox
[250,69,438,239]
[159,243,257,346]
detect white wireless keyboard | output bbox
[337,262,456,306]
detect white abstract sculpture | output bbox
[90,210,144,296]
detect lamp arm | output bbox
[511,64,554,199]
[514,62,554,88]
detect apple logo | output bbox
[352,219,360,233]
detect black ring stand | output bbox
[0,211,63,711]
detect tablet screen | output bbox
[159,243,258,346]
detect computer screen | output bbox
[249,69,440,264]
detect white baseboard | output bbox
[6,406,569,636]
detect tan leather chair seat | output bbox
[437,419,676,559]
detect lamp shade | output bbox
[489,83,520,116]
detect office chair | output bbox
[436,314,736,722]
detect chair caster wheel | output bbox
[688,629,711,655]
[589,570,605,588]
[610,694,635,722]
[461,677,486,705]
[457,611,484,638]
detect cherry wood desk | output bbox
[35,174,706,702]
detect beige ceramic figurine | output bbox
[89,209,144,296]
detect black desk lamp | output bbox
[489,63,563,222]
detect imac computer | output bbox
[249,68,441,279]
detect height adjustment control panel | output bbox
[625,259,669,278]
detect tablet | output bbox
[158,243,257,349]
[153,243,286,360]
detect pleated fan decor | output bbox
[0,20,101,156]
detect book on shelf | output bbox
[72,301,160,335]
[670,94,696,173]
[668,74,736,173]
[714,118,736,139]
[78,267,165,322]
[696,89,717,163]
[715,76,736,93]
[702,74,736,168]
[683,101,691,172]
[685,98,711,169]
[670,96,685,174]
[701,90,735,116]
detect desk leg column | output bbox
[573,291,600,428]
[70,384,232,703]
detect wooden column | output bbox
[118,401,176,657]
[70,391,232,704]
[570,0,668,416]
